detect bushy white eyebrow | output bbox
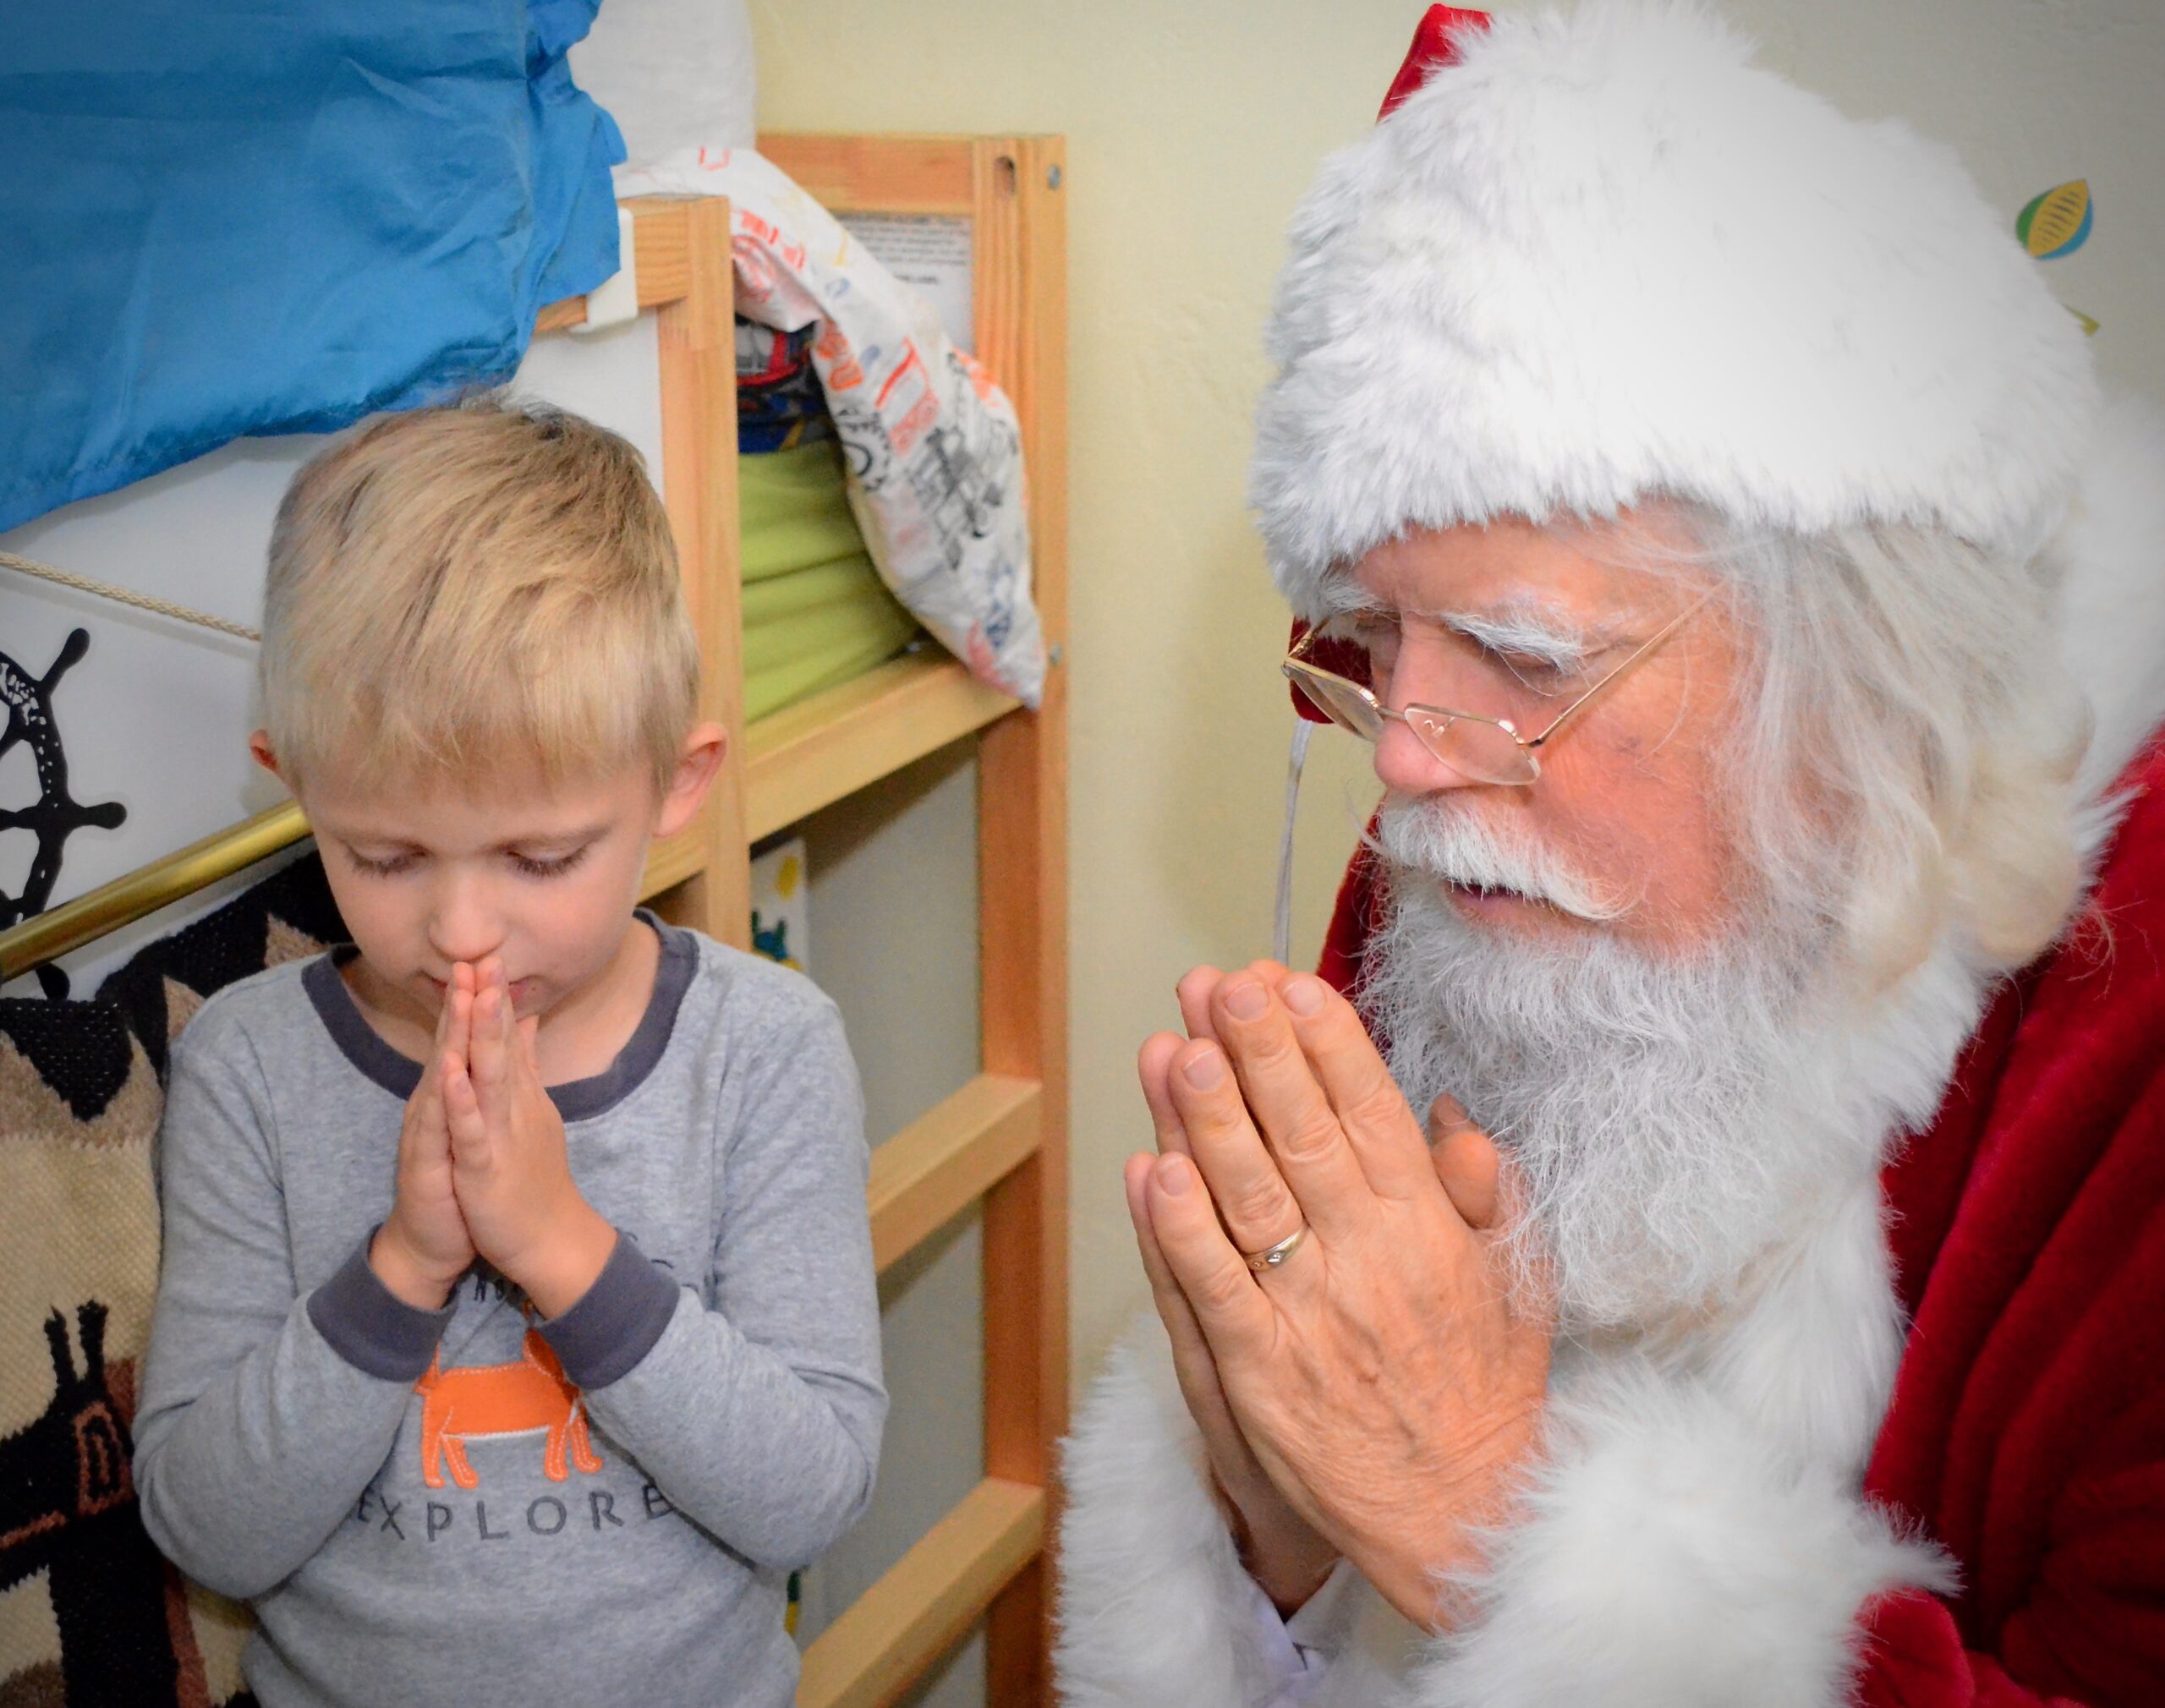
[1446,609,1597,670]
[1318,583,1609,671]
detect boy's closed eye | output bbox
[341,844,422,878]
[336,841,595,879]
[508,844,592,879]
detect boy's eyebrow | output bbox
[496,821,612,852]
[318,824,423,851]
[314,818,612,852]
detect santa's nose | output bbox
[1373,716,1488,797]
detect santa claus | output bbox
[1055,5,2165,1705]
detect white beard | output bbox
[1364,799,1879,1333]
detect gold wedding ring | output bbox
[1243,1224,1310,1273]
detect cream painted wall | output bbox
[747,0,2165,1411]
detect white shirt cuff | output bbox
[1237,1557,1363,1708]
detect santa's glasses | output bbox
[1282,594,1711,786]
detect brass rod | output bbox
[0,800,310,983]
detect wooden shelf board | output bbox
[746,652,1017,842]
[797,1477,1044,1708]
[870,1075,1041,1273]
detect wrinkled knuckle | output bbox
[1228,1177,1293,1229]
[1192,1098,1250,1143]
[1198,1264,1253,1315]
[1236,1026,1296,1070]
[1277,1113,1343,1164]
[1351,1081,1415,1135]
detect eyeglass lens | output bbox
[1288,667,1537,785]
[1289,669,1382,739]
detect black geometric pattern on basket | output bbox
[2,852,340,1705]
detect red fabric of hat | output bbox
[1378,4,1493,118]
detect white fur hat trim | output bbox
[1251,0,2102,612]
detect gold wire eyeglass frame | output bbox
[1282,593,1712,785]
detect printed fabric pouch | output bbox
[614,147,1046,706]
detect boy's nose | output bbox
[425,878,504,967]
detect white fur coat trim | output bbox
[1056,1188,1951,1708]
[1249,0,2101,611]
[1407,1361,1953,1708]
[1056,1328,1310,1708]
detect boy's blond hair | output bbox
[260,394,698,796]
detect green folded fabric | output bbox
[738,439,920,723]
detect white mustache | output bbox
[1372,798,1629,923]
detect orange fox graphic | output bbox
[415,1331,603,1490]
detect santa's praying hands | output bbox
[1056,7,2165,1706]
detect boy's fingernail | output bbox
[1285,976,1325,1016]
[1182,1047,1225,1090]
[1157,1154,1192,1195]
[1223,980,1267,1020]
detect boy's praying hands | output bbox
[369,963,476,1310]
[442,955,617,1316]
[370,956,619,1318]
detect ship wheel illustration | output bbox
[2,630,127,999]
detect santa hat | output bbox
[1252,0,2102,618]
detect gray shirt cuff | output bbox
[306,1234,458,1381]
[537,1229,680,1391]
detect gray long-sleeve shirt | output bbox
[134,917,886,1708]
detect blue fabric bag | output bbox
[0,0,623,535]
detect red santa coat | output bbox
[1307,737,2165,1706]
[1863,734,2165,1704]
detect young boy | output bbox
[134,397,885,1707]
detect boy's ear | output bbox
[248,731,284,780]
[655,722,728,838]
